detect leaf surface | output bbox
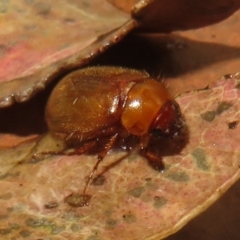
[0,0,136,106]
[0,74,239,239]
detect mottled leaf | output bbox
[0,73,239,240]
[0,1,240,240]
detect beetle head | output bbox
[150,100,184,138]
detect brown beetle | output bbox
[45,66,183,201]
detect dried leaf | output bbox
[0,1,240,240]
[0,74,239,239]
[1,0,239,107]
[133,0,240,32]
[0,0,136,106]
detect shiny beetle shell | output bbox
[46,66,183,169]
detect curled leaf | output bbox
[1,0,240,107]
[0,0,136,107]
[133,0,240,32]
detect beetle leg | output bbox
[139,134,150,150]
[82,133,119,196]
[98,133,119,160]
[32,140,96,160]
[139,135,164,171]
[67,140,96,155]
[143,151,164,171]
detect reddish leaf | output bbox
[133,0,240,32]
[0,0,239,106]
[0,1,240,240]
[108,0,240,31]
[0,0,136,106]
[0,74,239,239]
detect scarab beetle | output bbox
[45,66,183,198]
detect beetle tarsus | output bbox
[141,150,164,171]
